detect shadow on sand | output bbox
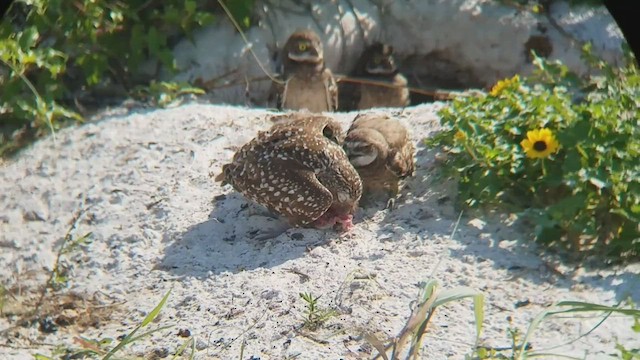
[160,144,639,303]
[159,192,344,277]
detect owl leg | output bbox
[385,197,396,210]
[384,181,401,210]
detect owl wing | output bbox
[387,140,416,179]
[363,117,414,179]
[269,159,333,226]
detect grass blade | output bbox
[517,300,635,359]
[172,336,195,360]
[141,289,171,327]
[433,286,484,345]
[126,325,174,344]
[366,332,391,360]
[103,289,172,360]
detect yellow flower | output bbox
[520,128,559,159]
[454,130,466,141]
[490,74,520,96]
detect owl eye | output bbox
[322,125,339,144]
[298,43,308,51]
[373,56,382,65]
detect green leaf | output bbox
[195,12,215,26]
[433,286,485,343]
[103,289,172,360]
[223,0,255,29]
[589,177,608,190]
[141,289,171,327]
[18,27,39,49]
[147,26,165,57]
[185,0,197,14]
[33,354,53,360]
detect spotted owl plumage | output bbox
[216,114,362,230]
[343,113,415,207]
[268,29,338,113]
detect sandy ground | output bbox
[1,103,638,359]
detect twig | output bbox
[32,204,93,314]
[217,0,283,85]
[195,67,241,90]
[0,202,93,337]
[335,75,457,100]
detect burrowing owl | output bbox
[216,114,362,230]
[269,29,338,112]
[339,42,410,111]
[343,113,415,208]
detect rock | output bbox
[166,0,623,105]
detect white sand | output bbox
[1,103,638,359]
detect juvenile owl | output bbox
[343,113,415,208]
[339,42,410,111]
[269,29,338,113]
[216,114,362,230]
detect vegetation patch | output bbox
[0,0,255,157]
[426,45,640,262]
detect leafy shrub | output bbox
[426,45,640,262]
[0,0,254,155]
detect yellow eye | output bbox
[373,57,381,64]
[298,43,308,51]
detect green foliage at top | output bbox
[1,0,259,155]
[426,44,640,263]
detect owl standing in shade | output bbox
[269,29,338,113]
[339,42,410,111]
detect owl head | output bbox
[360,42,398,76]
[283,29,324,64]
[344,128,389,168]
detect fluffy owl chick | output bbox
[216,115,362,231]
[340,42,410,111]
[343,113,415,208]
[269,29,338,113]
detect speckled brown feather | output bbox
[343,113,415,202]
[268,29,338,112]
[217,115,361,227]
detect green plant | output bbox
[299,292,338,331]
[0,0,221,155]
[103,289,172,359]
[49,231,92,290]
[131,80,205,107]
[367,279,484,360]
[471,300,639,360]
[33,289,174,360]
[518,301,639,359]
[616,300,640,360]
[426,44,640,262]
